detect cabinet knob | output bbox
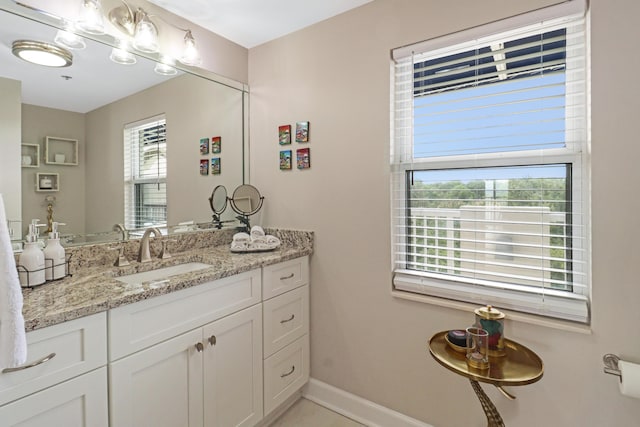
[208,335,217,346]
[280,365,295,378]
[195,342,204,352]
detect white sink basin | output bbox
[115,262,211,285]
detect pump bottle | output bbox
[18,220,46,286]
[43,222,66,280]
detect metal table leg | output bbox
[469,379,505,427]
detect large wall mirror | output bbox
[0,1,248,248]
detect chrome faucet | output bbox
[138,227,162,263]
[113,223,129,241]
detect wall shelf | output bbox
[45,136,78,165]
[21,143,40,168]
[36,173,59,192]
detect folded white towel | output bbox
[0,194,27,370]
[233,232,251,243]
[250,226,265,239]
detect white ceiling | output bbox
[147,0,374,48]
[0,0,373,112]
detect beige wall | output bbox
[248,0,640,425]
[85,74,244,233]
[21,105,86,235]
[0,78,21,238]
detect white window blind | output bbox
[124,115,167,230]
[391,2,590,322]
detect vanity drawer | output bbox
[262,256,309,300]
[0,312,107,406]
[263,334,309,416]
[109,269,261,360]
[263,285,309,357]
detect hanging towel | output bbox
[0,194,27,370]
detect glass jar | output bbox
[474,305,506,357]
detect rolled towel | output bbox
[250,226,265,239]
[251,236,267,245]
[230,241,249,251]
[265,235,281,247]
[233,232,251,243]
[0,194,27,370]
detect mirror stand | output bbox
[228,184,264,233]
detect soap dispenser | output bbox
[44,222,66,280]
[18,220,46,286]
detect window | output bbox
[124,115,167,229]
[391,1,589,322]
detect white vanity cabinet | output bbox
[262,256,310,416]
[0,313,108,427]
[109,269,264,427]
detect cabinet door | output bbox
[110,329,204,427]
[203,304,263,427]
[0,367,108,427]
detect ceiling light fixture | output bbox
[12,40,73,67]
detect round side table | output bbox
[428,331,544,427]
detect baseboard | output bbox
[302,378,433,427]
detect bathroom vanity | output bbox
[0,231,312,427]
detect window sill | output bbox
[391,288,591,334]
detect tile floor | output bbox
[269,398,365,427]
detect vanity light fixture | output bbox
[179,30,202,66]
[54,29,86,50]
[105,0,200,65]
[76,0,105,35]
[154,56,177,76]
[12,40,73,67]
[110,40,137,65]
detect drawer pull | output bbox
[280,273,295,280]
[280,365,295,378]
[1,352,56,374]
[208,335,217,346]
[280,314,295,324]
[195,342,204,352]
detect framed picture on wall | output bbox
[211,157,221,175]
[296,148,310,169]
[279,125,291,145]
[200,159,209,175]
[295,121,309,143]
[211,136,221,153]
[280,150,292,170]
[199,137,209,155]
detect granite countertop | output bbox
[21,230,313,332]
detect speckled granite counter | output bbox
[21,229,313,332]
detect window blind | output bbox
[124,115,167,229]
[391,2,589,322]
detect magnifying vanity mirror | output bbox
[208,185,228,229]
[0,1,248,248]
[229,184,264,232]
